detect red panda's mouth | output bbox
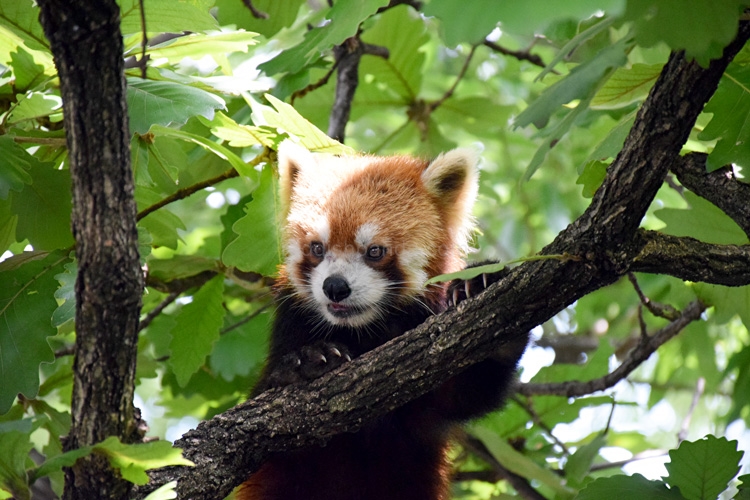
[327,302,367,319]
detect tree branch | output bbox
[134,21,750,500]
[670,152,750,237]
[517,300,706,397]
[630,230,750,286]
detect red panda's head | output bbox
[277,141,478,328]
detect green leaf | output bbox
[262,94,353,154]
[31,445,93,482]
[565,433,606,485]
[147,255,217,283]
[577,473,684,500]
[358,5,428,103]
[664,435,743,500]
[426,262,506,285]
[472,425,575,498]
[0,430,32,500]
[168,274,225,387]
[591,63,663,109]
[698,66,750,171]
[624,0,744,67]
[143,481,179,500]
[222,166,282,276]
[94,437,194,485]
[0,200,18,253]
[259,0,389,76]
[0,0,49,52]
[585,111,636,164]
[425,0,624,45]
[577,160,608,198]
[126,78,226,135]
[202,111,278,148]
[655,191,749,245]
[736,474,750,499]
[149,125,259,181]
[721,343,750,423]
[10,161,73,250]
[52,259,76,328]
[0,136,33,199]
[515,38,629,129]
[0,251,67,414]
[6,92,62,125]
[214,0,303,38]
[209,309,271,381]
[9,46,46,91]
[145,30,257,63]
[119,0,218,36]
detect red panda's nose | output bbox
[323,275,351,302]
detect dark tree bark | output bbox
[37,1,143,499]
[134,22,750,500]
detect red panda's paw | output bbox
[265,341,353,388]
[298,341,353,380]
[447,262,510,307]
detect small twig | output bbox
[54,345,75,358]
[628,273,681,321]
[427,44,477,113]
[137,168,239,221]
[483,39,548,70]
[677,377,705,443]
[220,301,274,336]
[291,58,341,105]
[138,291,180,332]
[589,449,669,472]
[518,300,706,397]
[511,396,570,454]
[242,0,269,19]
[12,136,67,146]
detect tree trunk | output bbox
[37,1,142,499]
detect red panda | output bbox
[238,141,529,500]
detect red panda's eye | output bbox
[310,242,325,258]
[365,245,386,261]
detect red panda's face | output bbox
[277,141,478,329]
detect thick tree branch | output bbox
[517,300,706,397]
[134,22,750,500]
[670,152,750,237]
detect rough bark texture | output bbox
[134,22,750,500]
[37,1,143,499]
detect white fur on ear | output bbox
[422,148,479,204]
[277,140,315,205]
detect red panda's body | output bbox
[238,142,529,500]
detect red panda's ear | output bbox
[277,140,314,206]
[422,148,479,208]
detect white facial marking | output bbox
[400,248,429,291]
[355,222,380,248]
